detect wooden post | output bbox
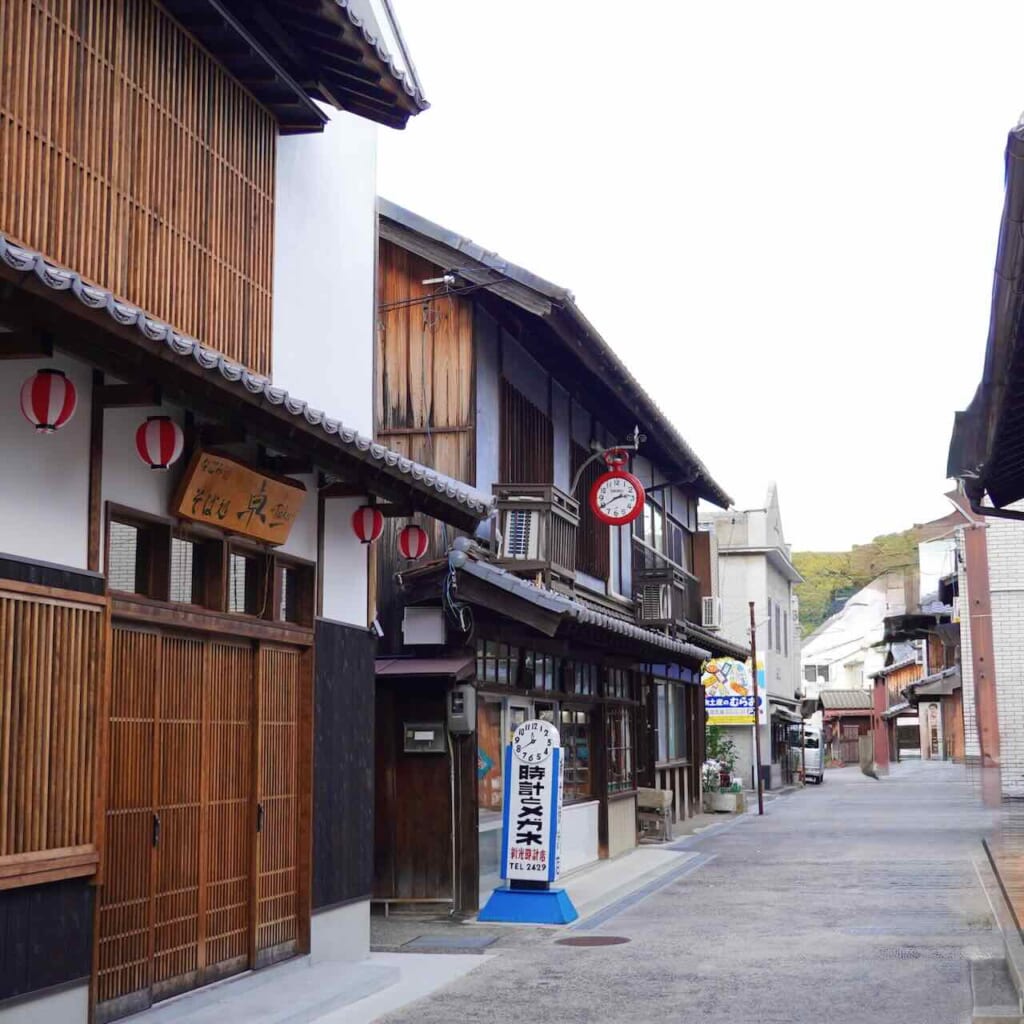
[749,601,764,816]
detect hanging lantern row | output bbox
[21,370,186,471]
[351,506,430,561]
[136,415,184,471]
[20,369,77,433]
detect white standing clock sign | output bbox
[500,720,563,883]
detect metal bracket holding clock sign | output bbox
[568,424,647,499]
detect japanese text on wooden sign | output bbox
[174,450,306,545]
[501,720,563,883]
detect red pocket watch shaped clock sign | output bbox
[589,448,645,526]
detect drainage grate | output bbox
[402,934,498,952]
[555,936,631,947]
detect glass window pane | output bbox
[657,684,668,762]
[108,521,139,593]
[170,536,196,604]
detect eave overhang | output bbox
[0,235,491,532]
[166,0,429,132]
[948,125,1024,508]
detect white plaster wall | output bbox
[559,800,599,875]
[275,473,318,563]
[322,497,369,627]
[272,108,377,435]
[0,357,92,570]
[101,404,180,521]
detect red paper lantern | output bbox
[352,505,384,545]
[398,524,429,561]
[135,415,184,470]
[20,369,77,433]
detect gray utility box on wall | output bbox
[447,684,476,734]
[403,722,446,754]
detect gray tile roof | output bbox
[0,234,493,520]
[818,689,874,710]
[448,539,711,662]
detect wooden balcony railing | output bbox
[632,539,701,626]
[493,484,579,593]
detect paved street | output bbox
[377,762,1002,1024]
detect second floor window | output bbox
[573,443,610,580]
[500,379,552,484]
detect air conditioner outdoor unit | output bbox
[637,582,672,624]
[501,507,539,560]
[701,595,722,630]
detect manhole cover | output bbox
[402,934,498,952]
[555,936,631,947]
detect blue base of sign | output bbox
[477,887,579,925]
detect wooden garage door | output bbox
[97,627,303,1021]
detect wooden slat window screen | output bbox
[572,442,610,581]
[499,378,553,485]
[0,0,276,375]
[0,585,105,890]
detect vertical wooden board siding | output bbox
[152,635,203,989]
[204,640,253,971]
[97,626,158,1006]
[256,644,300,953]
[376,241,475,433]
[0,590,103,862]
[0,0,275,375]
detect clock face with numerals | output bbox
[512,720,559,764]
[589,470,645,526]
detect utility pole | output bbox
[749,601,764,816]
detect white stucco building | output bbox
[701,484,803,790]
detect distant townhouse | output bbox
[370,201,747,914]
[700,485,803,790]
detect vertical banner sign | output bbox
[500,720,562,883]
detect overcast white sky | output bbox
[377,2,1023,551]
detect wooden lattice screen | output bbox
[0,584,106,890]
[0,0,276,375]
[499,378,553,484]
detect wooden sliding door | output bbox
[97,627,304,1022]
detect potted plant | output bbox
[703,726,743,813]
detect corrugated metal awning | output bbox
[375,655,475,681]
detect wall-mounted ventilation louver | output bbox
[502,508,539,560]
[701,595,722,630]
[638,583,672,623]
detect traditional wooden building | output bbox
[0,4,490,1022]
[370,201,748,915]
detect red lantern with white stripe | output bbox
[20,369,77,433]
[352,505,384,545]
[397,524,429,561]
[135,415,184,470]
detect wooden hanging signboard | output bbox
[173,450,307,544]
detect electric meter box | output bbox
[447,684,476,734]
[403,722,446,754]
